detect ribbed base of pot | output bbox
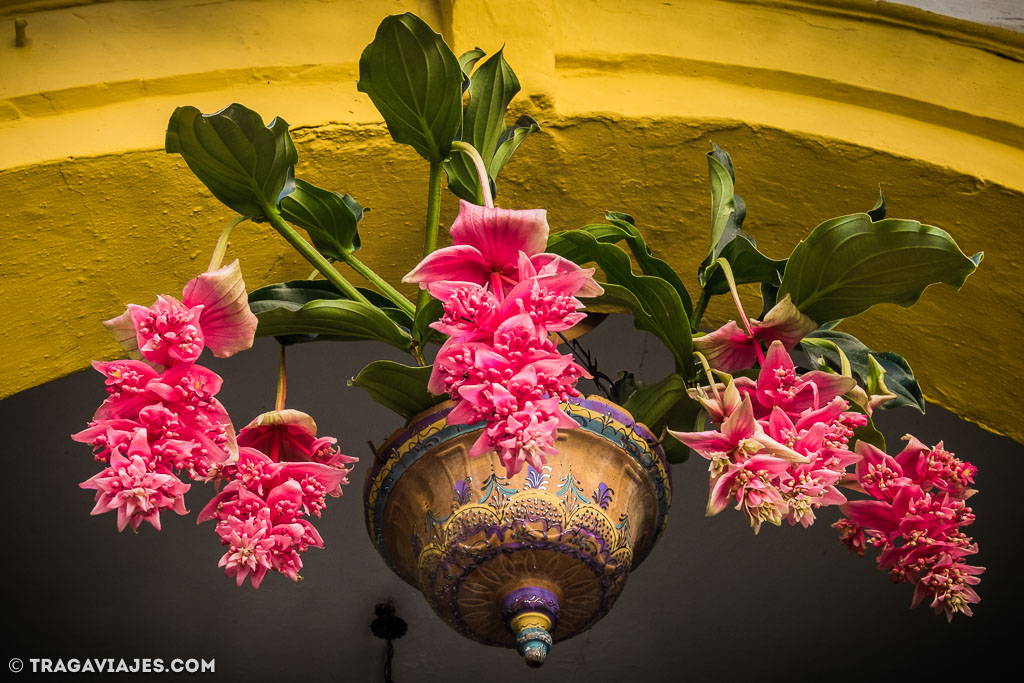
[420,538,629,647]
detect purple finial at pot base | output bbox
[502,586,559,667]
[501,586,560,627]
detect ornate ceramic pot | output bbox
[363,396,671,666]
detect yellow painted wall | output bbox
[2,0,1022,442]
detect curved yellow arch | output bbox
[2,0,1022,442]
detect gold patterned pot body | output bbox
[363,396,672,665]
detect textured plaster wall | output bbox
[2,0,1023,444]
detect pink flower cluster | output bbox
[74,262,256,531]
[672,341,865,532]
[676,316,983,619]
[197,411,356,587]
[404,200,602,476]
[73,262,355,588]
[835,437,982,621]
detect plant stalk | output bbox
[208,215,246,272]
[691,290,711,333]
[342,253,416,316]
[415,160,444,314]
[261,203,372,306]
[451,140,493,208]
[275,344,287,411]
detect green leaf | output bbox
[412,296,445,347]
[702,142,741,268]
[779,214,982,323]
[697,143,784,297]
[852,416,886,451]
[457,48,486,84]
[165,103,297,218]
[349,360,445,421]
[702,236,787,296]
[357,13,464,163]
[799,330,924,412]
[604,213,694,317]
[609,371,639,406]
[444,50,538,203]
[489,115,539,179]
[254,298,412,351]
[622,373,688,428]
[547,229,693,376]
[279,179,364,261]
[249,280,397,315]
[867,189,886,222]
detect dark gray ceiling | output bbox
[2,315,1017,680]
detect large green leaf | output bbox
[622,373,689,429]
[444,50,538,203]
[697,143,784,295]
[357,13,463,163]
[279,179,364,260]
[778,213,982,323]
[702,236,787,296]
[254,298,412,351]
[547,229,693,376]
[249,280,401,317]
[349,360,445,421]
[700,143,744,271]
[604,213,694,317]
[799,330,924,412]
[166,103,297,218]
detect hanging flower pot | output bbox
[364,396,671,666]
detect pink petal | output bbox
[181,260,258,358]
[529,253,604,298]
[102,308,144,359]
[754,294,817,349]
[402,245,490,288]
[694,321,759,373]
[450,200,549,265]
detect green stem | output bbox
[451,140,493,208]
[415,160,444,314]
[691,290,711,333]
[716,256,765,366]
[208,215,246,272]
[275,344,287,411]
[343,253,416,316]
[261,202,371,306]
[716,257,754,337]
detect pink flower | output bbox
[736,341,857,418]
[126,295,206,366]
[669,394,806,465]
[80,428,190,532]
[895,435,977,496]
[694,295,817,372]
[485,400,577,475]
[911,554,984,621]
[180,259,259,358]
[216,512,275,588]
[198,445,346,587]
[404,200,550,292]
[103,262,258,365]
[836,436,982,619]
[237,409,358,473]
[708,455,793,532]
[404,200,601,298]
